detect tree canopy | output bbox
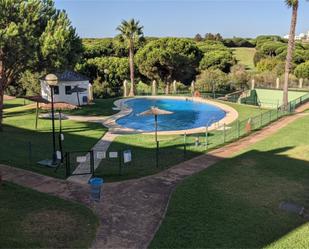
[0,0,82,129]
[135,38,203,85]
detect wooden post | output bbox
[173,80,177,94]
[299,78,303,89]
[251,79,255,90]
[276,78,280,89]
[123,80,128,97]
[152,80,157,96]
[191,81,195,95]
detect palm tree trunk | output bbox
[283,3,298,109]
[129,40,135,96]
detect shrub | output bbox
[196,69,229,92]
[199,50,235,73]
[294,61,309,79]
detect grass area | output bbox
[255,89,309,108]
[95,102,268,182]
[64,98,119,116]
[0,181,98,248]
[232,47,256,70]
[150,114,309,248]
[1,99,107,178]
[3,98,32,109]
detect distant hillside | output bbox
[232,47,256,71]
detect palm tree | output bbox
[117,19,144,96]
[283,0,299,109]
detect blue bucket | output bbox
[89,177,104,201]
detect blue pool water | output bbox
[116,98,226,131]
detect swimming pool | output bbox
[116,98,227,131]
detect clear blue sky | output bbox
[54,0,309,38]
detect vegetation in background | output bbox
[135,38,203,89]
[0,0,82,130]
[232,47,256,70]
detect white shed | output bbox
[40,71,93,106]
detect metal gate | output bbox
[65,150,94,177]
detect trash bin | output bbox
[89,177,104,201]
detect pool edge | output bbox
[102,96,239,135]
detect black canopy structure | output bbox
[139,106,173,168]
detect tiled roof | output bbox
[41,70,89,82]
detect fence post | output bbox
[65,152,70,178]
[183,133,187,160]
[223,123,226,143]
[118,150,122,175]
[260,113,263,128]
[28,141,32,166]
[90,150,95,176]
[205,127,208,150]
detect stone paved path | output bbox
[1,103,309,249]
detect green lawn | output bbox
[150,114,309,248]
[64,98,119,116]
[1,99,107,178]
[0,181,98,248]
[95,102,268,182]
[232,47,256,70]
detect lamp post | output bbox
[45,73,58,165]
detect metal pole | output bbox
[50,86,57,164]
[155,115,158,143]
[35,102,39,130]
[90,150,94,176]
[237,119,240,138]
[183,132,187,160]
[223,123,226,143]
[205,126,208,150]
[58,111,63,163]
[155,114,159,168]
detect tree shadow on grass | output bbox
[0,120,106,179]
[149,146,309,249]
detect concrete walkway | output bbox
[2,103,309,249]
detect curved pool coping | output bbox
[102,96,239,135]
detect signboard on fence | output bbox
[96,151,106,159]
[123,150,132,164]
[56,151,62,160]
[109,152,118,158]
[76,156,87,163]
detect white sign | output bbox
[123,150,132,164]
[60,134,64,141]
[109,152,118,158]
[76,156,87,163]
[56,150,62,160]
[97,151,106,159]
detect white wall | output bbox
[40,80,90,106]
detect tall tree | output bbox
[0,0,82,131]
[116,19,144,96]
[283,0,299,109]
[136,38,203,87]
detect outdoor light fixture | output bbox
[45,73,58,166]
